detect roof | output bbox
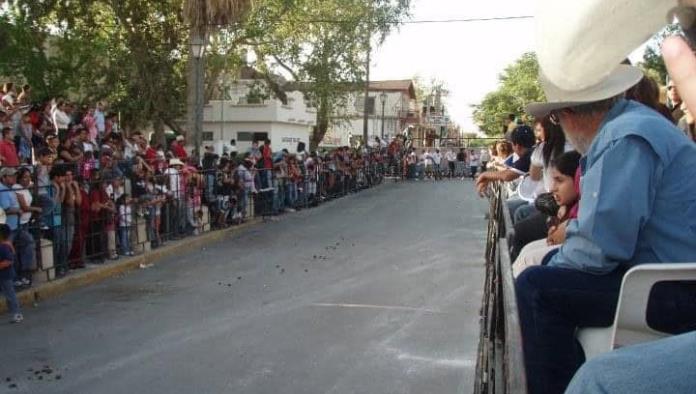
[369,80,416,99]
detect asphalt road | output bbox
[0,179,489,394]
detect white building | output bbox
[202,76,316,154]
[331,80,420,148]
[202,73,419,153]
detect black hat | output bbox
[510,125,535,149]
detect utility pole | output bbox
[362,1,376,151]
[362,34,371,150]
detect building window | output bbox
[238,132,269,142]
[202,132,214,141]
[355,96,376,115]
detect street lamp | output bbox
[379,91,387,141]
[191,33,207,163]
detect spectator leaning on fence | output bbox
[516,64,696,394]
[475,125,535,195]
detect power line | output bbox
[207,15,534,27]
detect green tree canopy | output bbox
[472,52,544,136]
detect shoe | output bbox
[109,253,119,260]
[13,280,23,288]
[127,251,135,257]
[21,278,31,286]
[11,313,23,323]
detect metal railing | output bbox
[0,159,391,285]
[474,181,527,394]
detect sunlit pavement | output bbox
[0,179,488,394]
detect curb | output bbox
[3,219,263,314]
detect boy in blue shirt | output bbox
[0,223,22,323]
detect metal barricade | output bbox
[475,181,527,394]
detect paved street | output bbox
[0,180,488,394]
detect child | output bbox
[0,223,23,323]
[512,151,582,277]
[116,193,134,256]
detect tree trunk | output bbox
[152,117,166,148]
[310,96,330,151]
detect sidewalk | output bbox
[1,219,262,314]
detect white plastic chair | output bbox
[577,263,696,361]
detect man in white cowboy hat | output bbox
[516,61,696,393]
[522,2,696,393]
[165,158,189,237]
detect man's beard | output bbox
[565,131,593,155]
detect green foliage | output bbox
[0,0,188,133]
[472,52,545,136]
[0,0,410,144]
[638,24,682,85]
[252,0,411,149]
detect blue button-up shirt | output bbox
[0,182,19,231]
[549,99,696,274]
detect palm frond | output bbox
[184,0,253,27]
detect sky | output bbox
[371,0,536,133]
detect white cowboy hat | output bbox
[535,0,695,90]
[526,65,644,118]
[169,158,185,166]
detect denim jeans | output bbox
[12,226,36,273]
[566,331,696,394]
[516,265,696,394]
[237,189,248,218]
[286,183,297,208]
[1,279,20,315]
[506,198,529,223]
[52,225,67,271]
[118,226,131,254]
[514,204,539,223]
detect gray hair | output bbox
[568,95,622,117]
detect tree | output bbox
[183,0,253,148]
[0,0,189,143]
[638,24,682,85]
[253,0,411,150]
[472,52,545,135]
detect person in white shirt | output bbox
[165,158,188,236]
[432,149,443,180]
[51,100,71,138]
[480,147,491,170]
[94,102,106,140]
[116,193,134,256]
[444,149,457,178]
[468,150,480,179]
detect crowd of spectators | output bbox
[0,84,400,324]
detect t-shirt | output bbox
[118,204,132,227]
[509,150,532,175]
[164,168,183,198]
[12,184,32,224]
[432,153,442,165]
[0,243,16,281]
[0,182,20,230]
[0,140,20,167]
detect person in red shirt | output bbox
[260,139,273,188]
[0,127,20,167]
[170,135,188,160]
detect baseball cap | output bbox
[0,167,18,177]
